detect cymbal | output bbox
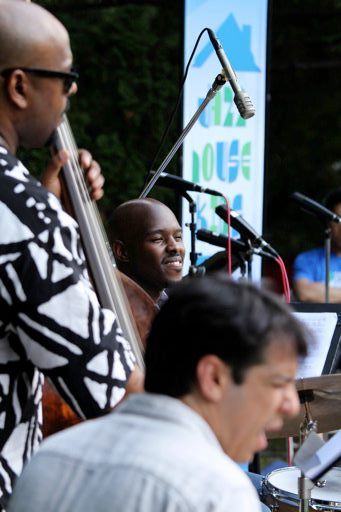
[267,373,341,438]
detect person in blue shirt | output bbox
[293,188,341,302]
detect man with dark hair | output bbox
[293,188,341,302]
[0,1,141,507]
[9,276,308,512]
[112,198,270,510]
[111,198,185,305]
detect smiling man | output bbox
[9,276,308,512]
[112,198,185,305]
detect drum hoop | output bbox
[264,468,300,504]
[264,467,341,510]
[311,500,341,509]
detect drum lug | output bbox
[315,479,326,488]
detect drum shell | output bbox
[263,467,341,511]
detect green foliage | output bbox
[31,0,182,234]
[265,0,341,259]
[26,0,341,261]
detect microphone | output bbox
[215,205,278,256]
[207,28,255,120]
[291,192,341,224]
[151,171,223,197]
[197,228,248,251]
[197,228,275,260]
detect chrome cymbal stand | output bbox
[299,391,318,446]
[298,391,317,512]
[298,474,314,512]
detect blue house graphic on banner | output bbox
[193,14,260,72]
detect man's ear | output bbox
[196,355,230,403]
[5,70,29,109]
[113,240,129,263]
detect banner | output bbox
[182,0,269,278]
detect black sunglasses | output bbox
[0,67,79,94]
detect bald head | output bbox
[0,1,70,69]
[112,199,167,242]
[0,1,75,152]
[112,199,185,301]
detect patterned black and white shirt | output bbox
[0,145,135,509]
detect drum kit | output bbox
[263,373,341,511]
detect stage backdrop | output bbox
[182,0,269,278]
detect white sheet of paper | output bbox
[294,312,338,378]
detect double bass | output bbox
[42,116,157,437]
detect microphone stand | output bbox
[238,253,247,279]
[183,192,205,277]
[235,241,253,281]
[324,226,331,303]
[311,218,332,303]
[245,243,253,281]
[228,236,254,281]
[139,72,227,199]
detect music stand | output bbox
[290,304,341,512]
[291,303,341,374]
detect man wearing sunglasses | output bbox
[0,67,79,95]
[0,1,141,509]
